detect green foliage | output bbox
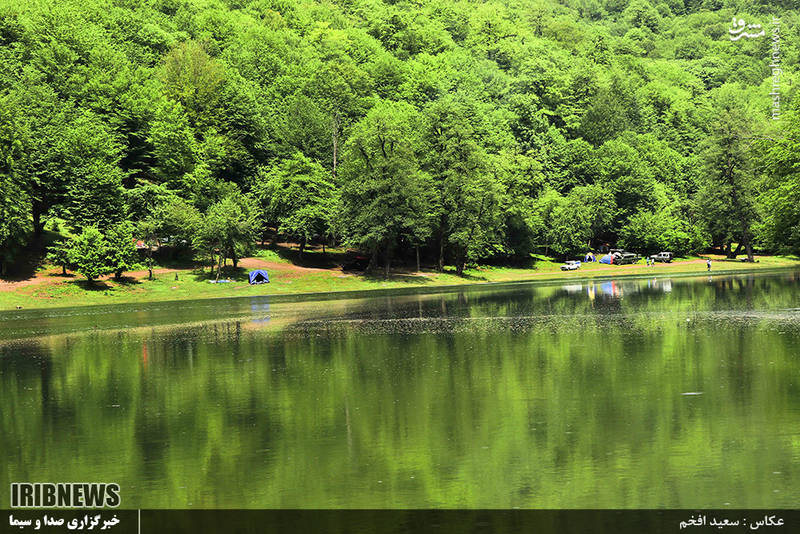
[104,222,138,279]
[66,227,111,281]
[61,112,128,230]
[696,85,759,259]
[45,239,72,275]
[252,153,335,250]
[1,0,798,275]
[0,175,31,274]
[338,100,434,273]
[194,190,258,276]
[619,210,708,255]
[757,104,800,255]
[533,185,617,258]
[0,97,30,273]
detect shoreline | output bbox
[1,264,796,345]
[0,256,797,313]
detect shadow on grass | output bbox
[0,231,62,282]
[75,280,113,291]
[261,243,347,269]
[257,243,503,282]
[190,266,251,282]
[50,271,76,278]
[359,271,435,284]
[357,268,488,284]
[113,276,142,286]
[439,268,487,281]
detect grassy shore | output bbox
[0,247,798,311]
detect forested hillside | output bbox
[1,0,799,277]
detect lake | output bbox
[1,270,799,508]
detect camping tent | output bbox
[599,254,613,265]
[248,270,270,284]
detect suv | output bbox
[611,251,641,265]
[560,260,581,271]
[650,252,674,263]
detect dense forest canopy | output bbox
[0,0,798,277]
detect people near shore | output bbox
[707,258,711,271]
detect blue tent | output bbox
[248,269,270,284]
[599,254,613,265]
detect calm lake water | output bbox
[1,271,799,508]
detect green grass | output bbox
[1,254,798,311]
[251,247,292,263]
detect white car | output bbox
[560,260,581,271]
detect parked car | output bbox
[611,251,641,265]
[650,251,674,263]
[342,254,370,271]
[561,260,581,271]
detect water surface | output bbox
[2,271,799,508]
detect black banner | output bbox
[2,510,796,534]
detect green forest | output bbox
[1,0,799,279]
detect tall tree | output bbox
[252,153,335,254]
[0,95,30,275]
[194,191,258,279]
[338,100,434,276]
[757,103,800,255]
[696,86,758,261]
[421,95,503,274]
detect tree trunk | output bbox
[741,228,754,262]
[456,258,466,277]
[114,269,123,280]
[232,247,238,269]
[32,202,45,237]
[438,236,444,272]
[61,265,66,275]
[331,112,341,181]
[299,236,306,256]
[416,246,420,272]
[366,247,378,273]
[215,253,223,281]
[384,251,391,279]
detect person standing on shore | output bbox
[707,258,711,272]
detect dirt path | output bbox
[236,257,333,273]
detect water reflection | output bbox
[1,272,799,508]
